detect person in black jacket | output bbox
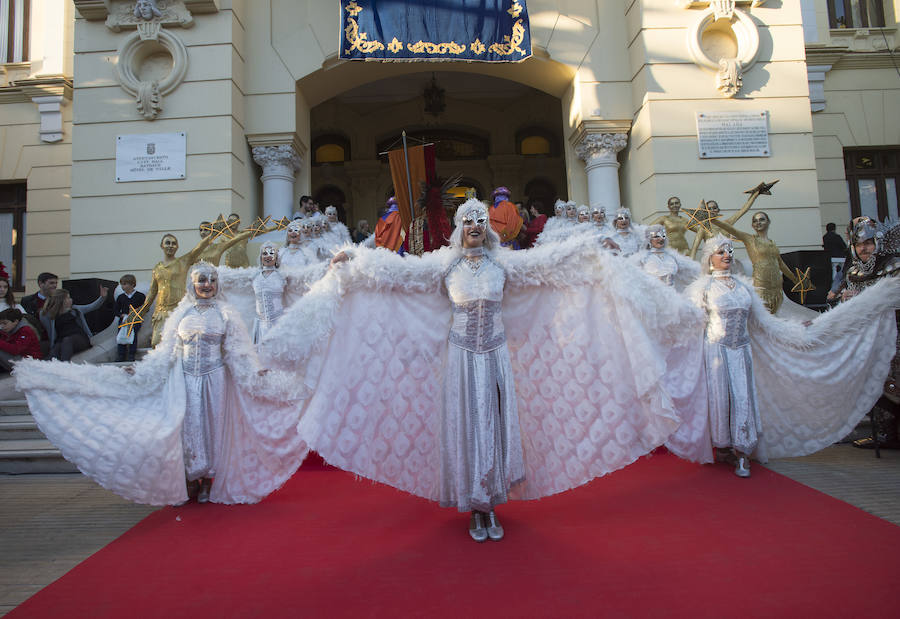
[39,285,108,361]
[114,274,146,362]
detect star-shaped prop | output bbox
[208,214,237,241]
[744,179,779,196]
[118,304,146,338]
[274,216,291,231]
[685,200,720,235]
[249,215,273,239]
[791,267,815,304]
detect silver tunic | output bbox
[177,305,228,480]
[251,269,285,343]
[702,276,762,455]
[440,255,525,512]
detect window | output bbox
[827,0,885,28]
[0,183,26,291]
[844,148,899,221]
[1,0,30,63]
[311,134,350,166]
[516,127,558,157]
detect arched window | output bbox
[312,134,350,166]
[516,127,558,157]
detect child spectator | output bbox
[0,308,42,371]
[115,274,146,362]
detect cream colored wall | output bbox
[808,0,900,232]
[624,0,823,253]
[0,0,74,293]
[70,1,254,283]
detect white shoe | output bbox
[486,510,504,541]
[734,456,751,478]
[468,512,488,543]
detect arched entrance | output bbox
[308,71,568,229]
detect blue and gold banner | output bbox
[340,0,531,62]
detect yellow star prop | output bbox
[118,303,146,338]
[209,214,238,241]
[274,216,291,231]
[685,200,720,235]
[791,267,815,304]
[199,221,217,237]
[249,215,273,239]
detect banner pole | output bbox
[401,130,415,225]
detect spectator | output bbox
[353,219,371,243]
[823,222,848,258]
[21,272,58,318]
[0,277,24,313]
[115,274,146,362]
[40,285,108,361]
[0,308,42,371]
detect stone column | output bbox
[252,145,301,221]
[575,132,628,212]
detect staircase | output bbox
[0,399,77,473]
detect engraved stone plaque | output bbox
[696,111,770,158]
[116,132,186,182]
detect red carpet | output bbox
[10,454,900,618]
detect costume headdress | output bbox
[184,261,221,303]
[644,224,667,249]
[449,198,501,250]
[554,200,566,216]
[258,241,280,269]
[700,234,734,272]
[491,187,511,201]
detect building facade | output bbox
[0,0,898,290]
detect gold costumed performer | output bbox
[712,211,806,314]
[143,232,213,347]
[651,196,691,255]
[688,181,777,259]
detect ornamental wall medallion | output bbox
[683,1,762,98]
[104,1,196,120]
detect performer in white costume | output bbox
[265,198,701,542]
[632,224,699,290]
[324,205,352,248]
[250,242,286,344]
[534,200,568,244]
[15,262,309,505]
[685,235,900,477]
[278,219,313,268]
[607,207,643,256]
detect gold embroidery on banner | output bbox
[407,40,466,55]
[343,0,527,58]
[343,2,385,55]
[387,37,403,53]
[488,18,527,56]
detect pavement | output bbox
[1,443,898,617]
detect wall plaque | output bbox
[696,111,769,158]
[116,132,186,182]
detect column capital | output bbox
[251,144,302,174]
[574,132,628,166]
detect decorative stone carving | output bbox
[106,0,194,32]
[677,1,766,7]
[252,144,302,173]
[251,144,303,221]
[574,133,628,163]
[684,1,760,98]
[115,27,188,119]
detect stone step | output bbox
[0,399,29,416]
[0,438,77,474]
[0,414,44,440]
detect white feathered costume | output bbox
[15,262,310,506]
[259,199,707,511]
[685,235,900,461]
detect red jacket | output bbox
[0,324,42,359]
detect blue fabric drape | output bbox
[340,0,531,62]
